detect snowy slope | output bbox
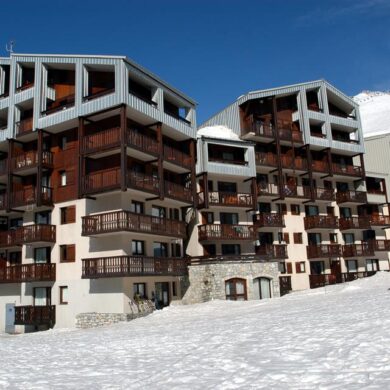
[354,91,390,137]
[1,273,390,389]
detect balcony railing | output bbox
[280,184,307,199]
[332,163,362,177]
[198,191,253,208]
[276,120,303,143]
[83,168,121,194]
[163,144,192,169]
[198,224,256,241]
[255,152,278,167]
[249,118,275,138]
[127,172,159,195]
[309,272,376,289]
[42,94,75,115]
[373,240,390,251]
[12,151,53,171]
[82,256,189,278]
[336,190,367,204]
[0,224,56,248]
[190,254,268,265]
[257,183,279,197]
[14,305,56,326]
[311,160,329,173]
[164,180,192,203]
[254,213,285,228]
[309,187,336,201]
[369,215,390,227]
[83,127,121,154]
[10,186,53,208]
[256,244,288,259]
[82,210,186,238]
[128,128,158,155]
[306,244,341,259]
[342,243,375,257]
[0,263,56,283]
[280,155,308,170]
[15,117,33,136]
[83,88,115,102]
[304,215,338,230]
[339,216,371,230]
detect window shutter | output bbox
[295,262,300,273]
[67,206,76,223]
[67,245,76,262]
[283,233,289,244]
[286,262,293,274]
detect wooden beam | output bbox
[203,172,209,209]
[272,96,284,200]
[251,177,257,211]
[78,117,84,199]
[6,139,13,212]
[156,122,164,200]
[36,129,43,207]
[120,105,127,192]
[189,139,197,208]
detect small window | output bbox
[221,244,241,255]
[225,278,247,301]
[279,262,286,274]
[169,208,180,220]
[133,283,146,299]
[220,213,239,225]
[171,243,181,257]
[59,286,68,305]
[293,233,303,244]
[132,240,145,255]
[366,259,379,272]
[278,232,289,244]
[295,262,306,273]
[291,204,300,215]
[286,262,293,274]
[329,233,338,243]
[202,212,214,224]
[60,244,75,262]
[61,136,68,150]
[346,260,358,273]
[34,247,50,264]
[203,244,216,256]
[277,203,287,215]
[153,242,168,257]
[60,206,76,224]
[60,171,67,186]
[131,201,144,214]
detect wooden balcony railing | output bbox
[164,180,192,203]
[369,215,390,227]
[16,82,34,92]
[0,159,7,175]
[0,263,56,283]
[190,254,267,265]
[83,88,115,101]
[14,305,56,326]
[83,168,121,194]
[127,128,158,155]
[127,172,159,195]
[311,160,329,173]
[82,256,190,278]
[42,94,75,115]
[309,272,376,289]
[12,151,53,171]
[257,183,279,196]
[373,240,390,251]
[332,163,362,177]
[336,190,367,204]
[10,186,53,208]
[280,155,308,170]
[304,215,338,230]
[82,210,186,238]
[277,123,303,143]
[342,243,375,257]
[83,127,121,154]
[339,216,371,230]
[256,244,288,259]
[255,152,278,167]
[15,117,33,136]
[306,244,341,259]
[0,224,56,248]
[198,224,256,241]
[198,191,253,208]
[254,213,285,228]
[250,118,275,138]
[163,144,192,169]
[309,187,336,201]
[280,184,307,198]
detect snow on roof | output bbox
[354,91,390,137]
[197,125,240,141]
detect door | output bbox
[225,278,247,301]
[330,260,342,283]
[5,304,15,334]
[155,282,169,308]
[259,277,271,299]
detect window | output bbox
[131,201,144,214]
[310,261,325,275]
[169,208,180,220]
[133,283,146,299]
[329,233,338,243]
[34,287,50,306]
[60,206,76,224]
[203,244,216,256]
[366,259,379,272]
[308,233,321,245]
[291,204,300,215]
[202,212,214,224]
[221,244,241,255]
[172,281,177,297]
[220,213,238,225]
[60,244,75,262]
[278,232,289,244]
[277,203,287,215]
[35,211,51,224]
[132,240,145,255]
[225,278,247,301]
[295,262,306,273]
[152,206,166,218]
[9,251,22,265]
[286,262,293,274]
[34,247,50,264]
[279,262,286,274]
[171,243,181,257]
[10,218,23,228]
[293,233,303,244]
[343,233,355,244]
[61,136,68,150]
[346,260,358,273]
[153,242,168,257]
[218,182,237,193]
[59,286,68,305]
[305,205,318,216]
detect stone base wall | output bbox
[76,300,154,329]
[181,261,280,304]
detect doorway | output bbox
[155,282,169,308]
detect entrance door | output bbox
[5,304,15,334]
[259,277,271,299]
[155,282,169,308]
[330,260,342,283]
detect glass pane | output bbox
[35,248,48,263]
[260,278,271,299]
[35,288,47,306]
[236,281,244,295]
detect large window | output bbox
[35,211,51,225]
[220,213,238,225]
[310,261,325,275]
[153,242,168,257]
[225,278,247,301]
[132,240,145,255]
[221,244,241,256]
[133,283,146,299]
[366,259,379,272]
[346,260,358,273]
[34,247,50,264]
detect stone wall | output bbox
[181,261,280,304]
[76,300,154,329]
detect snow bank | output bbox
[197,125,240,141]
[1,273,390,389]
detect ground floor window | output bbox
[310,261,325,275]
[59,286,68,305]
[225,278,247,301]
[346,260,358,273]
[366,259,379,272]
[257,277,272,299]
[221,244,241,256]
[133,283,146,299]
[34,287,51,306]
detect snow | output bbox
[197,125,240,141]
[354,91,390,137]
[1,273,390,389]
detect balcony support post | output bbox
[120,105,127,192]
[78,117,84,198]
[189,139,197,207]
[359,153,366,179]
[272,96,284,200]
[6,139,13,212]
[203,172,209,209]
[156,122,164,200]
[251,177,257,211]
[36,129,43,207]
[326,148,333,177]
[306,144,315,200]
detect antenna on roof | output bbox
[5,40,15,56]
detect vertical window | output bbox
[60,244,75,262]
[61,136,68,150]
[172,282,177,297]
[279,262,286,274]
[366,259,379,272]
[277,203,287,215]
[329,233,338,243]
[220,213,238,224]
[152,206,166,218]
[60,206,76,224]
[203,244,216,256]
[131,201,144,214]
[278,232,289,244]
[132,240,145,255]
[34,247,50,264]
[169,208,180,220]
[293,233,303,244]
[346,260,358,273]
[133,283,146,299]
[34,287,50,306]
[225,278,247,301]
[153,242,168,257]
[60,171,67,186]
[286,262,293,274]
[9,252,22,265]
[291,204,300,215]
[59,286,68,305]
[310,261,325,275]
[171,243,181,257]
[295,262,306,273]
[35,211,51,224]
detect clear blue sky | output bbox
[1,0,389,123]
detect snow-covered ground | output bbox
[1,273,390,389]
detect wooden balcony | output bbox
[256,244,288,259]
[254,213,285,228]
[14,305,56,326]
[12,151,53,172]
[280,155,308,171]
[339,216,371,230]
[373,239,390,251]
[336,190,367,204]
[83,168,121,194]
[309,272,376,289]
[0,263,56,283]
[42,94,75,115]
[247,118,275,139]
[82,256,189,279]
[277,121,303,143]
[306,244,341,259]
[0,224,56,248]
[198,224,256,241]
[342,243,375,257]
[127,128,158,156]
[127,172,159,195]
[280,184,307,199]
[311,160,329,173]
[82,210,186,238]
[163,144,191,170]
[198,191,253,208]
[309,187,336,201]
[15,117,33,136]
[83,127,121,154]
[332,163,363,177]
[164,181,192,203]
[369,215,390,227]
[255,152,278,168]
[10,186,53,208]
[191,254,268,265]
[304,215,338,230]
[257,183,279,197]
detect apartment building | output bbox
[184,80,390,302]
[0,53,196,332]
